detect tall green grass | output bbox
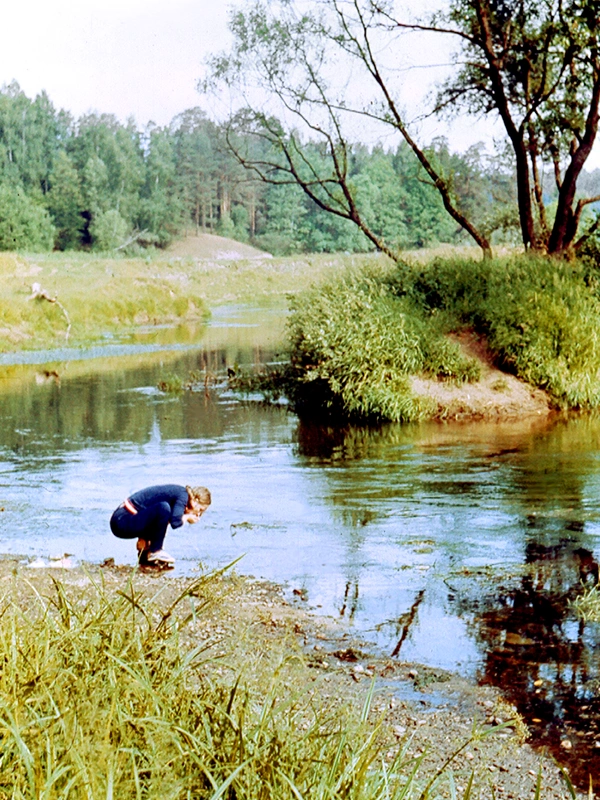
[236,255,600,422]
[390,255,600,409]
[0,569,499,799]
[241,271,481,423]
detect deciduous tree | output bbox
[206,0,600,257]
[379,0,600,254]
[204,0,493,258]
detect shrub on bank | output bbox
[236,255,600,421]
[484,257,600,407]
[391,255,600,409]
[276,271,481,422]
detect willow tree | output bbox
[204,0,493,260]
[205,0,600,258]
[391,0,600,254]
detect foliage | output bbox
[232,254,600,421]
[391,255,600,409]
[204,0,600,257]
[232,269,481,423]
[0,80,580,258]
[205,1,492,258]
[0,183,56,251]
[483,257,600,407]
[89,208,129,251]
[47,151,84,249]
[157,371,203,393]
[419,0,600,254]
[0,66,598,260]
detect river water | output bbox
[1,303,600,787]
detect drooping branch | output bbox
[341,0,492,256]
[232,133,400,262]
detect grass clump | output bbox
[0,567,494,799]
[233,271,480,423]
[393,255,600,409]
[235,254,600,422]
[483,257,600,407]
[571,583,600,622]
[157,370,203,393]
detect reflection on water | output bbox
[477,538,600,785]
[1,310,600,787]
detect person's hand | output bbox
[183,503,207,525]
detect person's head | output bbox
[186,485,211,514]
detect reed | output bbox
[0,568,502,799]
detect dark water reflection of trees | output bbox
[295,415,600,789]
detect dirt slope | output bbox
[411,330,552,420]
[167,233,270,260]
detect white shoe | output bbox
[146,549,175,565]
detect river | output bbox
[0,302,599,787]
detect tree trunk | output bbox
[219,181,231,219]
[548,74,600,253]
[513,141,538,250]
[474,0,538,251]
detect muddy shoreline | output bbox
[5,555,585,798]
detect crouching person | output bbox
[110,484,211,566]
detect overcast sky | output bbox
[0,0,232,127]
[1,0,599,170]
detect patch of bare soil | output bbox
[9,558,584,799]
[167,233,271,260]
[412,331,552,420]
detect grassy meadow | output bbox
[4,244,600,421]
[0,249,385,353]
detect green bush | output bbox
[0,184,56,251]
[385,256,491,328]
[483,257,600,407]
[237,254,600,421]
[90,209,129,251]
[246,270,481,422]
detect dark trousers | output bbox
[110,502,171,552]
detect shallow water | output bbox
[1,304,600,786]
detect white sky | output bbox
[1,0,599,169]
[0,0,232,127]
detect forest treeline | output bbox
[1,80,598,256]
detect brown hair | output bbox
[186,485,211,507]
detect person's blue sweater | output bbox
[128,484,188,529]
